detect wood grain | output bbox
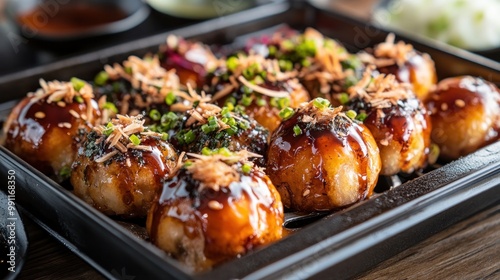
[357,204,500,280]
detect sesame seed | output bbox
[455,99,465,108]
[208,200,223,210]
[80,114,88,121]
[126,158,131,167]
[58,122,72,128]
[34,111,45,119]
[69,109,80,119]
[57,101,66,107]
[303,189,310,197]
[440,103,448,111]
[380,139,389,146]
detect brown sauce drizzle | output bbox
[17,3,127,35]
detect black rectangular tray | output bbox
[1,1,499,279]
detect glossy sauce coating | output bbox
[146,167,283,271]
[426,76,500,160]
[4,96,99,182]
[356,98,432,175]
[377,53,437,101]
[71,137,178,217]
[267,112,381,212]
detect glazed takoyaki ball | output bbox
[149,87,270,165]
[426,76,500,160]
[361,33,437,101]
[71,115,178,218]
[160,35,219,87]
[93,55,182,120]
[169,107,269,165]
[347,71,432,175]
[267,99,381,212]
[3,78,100,182]
[147,152,283,271]
[206,54,309,133]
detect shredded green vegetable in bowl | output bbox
[373,0,500,51]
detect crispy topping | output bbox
[295,98,344,125]
[27,78,95,124]
[347,66,414,108]
[170,84,213,112]
[184,150,261,192]
[104,55,183,103]
[92,114,161,162]
[359,33,414,67]
[238,76,289,98]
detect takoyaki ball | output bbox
[93,55,182,120]
[359,33,437,101]
[206,54,309,133]
[71,115,178,218]
[160,35,219,87]
[253,27,364,104]
[147,151,284,271]
[161,88,269,165]
[3,78,100,182]
[267,99,381,212]
[426,76,500,160]
[347,68,432,175]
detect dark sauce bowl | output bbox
[6,0,150,42]
[0,189,28,280]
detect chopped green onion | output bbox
[312,98,330,109]
[221,107,231,117]
[253,75,264,85]
[70,77,86,91]
[241,163,252,174]
[226,97,236,106]
[201,147,212,155]
[59,166,71,179]
[338,93,350,105]
[103,122,114,136]
[301,59,311,67]
[227,117,236,127]
[217,147,232,157]
[161,132,169,141]
[165,92,176,105]
[296,39,316,58]
[256,98,267,107]
[293,125,302,136]
[344,75,358,88]
[226,125,238,136]
[268,45,277,56]
[226,56,239,72]
[277,97,289,109]
[281,40,294,51]
[241,95,253,107]
[124,66,133,75]
[183,130,196,144]
[346,110,357,119]
[149,109,161,121]
[201,123,217,134]
[94,71,109,86]
[103,102,118,113]
[355,112,368,122]
[238,120,250,130]
[129,134,141,145]
[74,96,84,104]
[278,59,293,71]
[279,107,295,120]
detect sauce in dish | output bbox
[17,3,128,35]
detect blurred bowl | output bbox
[146,0,254,19]
[6,0,149,41]
[372,0,500,56]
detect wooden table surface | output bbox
[15,203,500,279]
